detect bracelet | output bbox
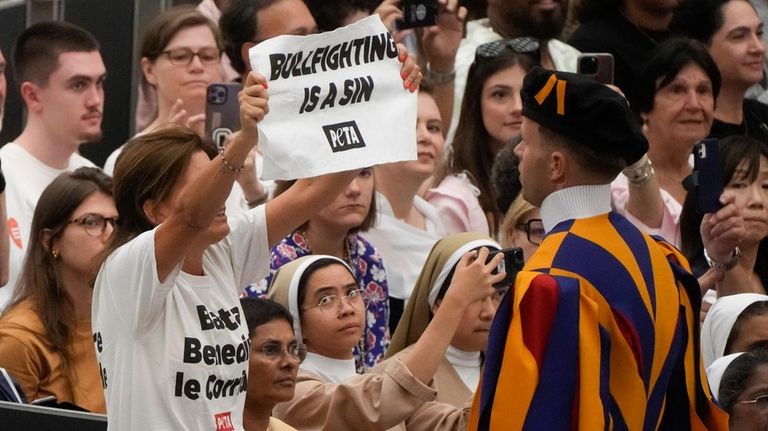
[425,62,456,84]
[219,150,244,174]
[704,246,742,271]
[623,154,654,186]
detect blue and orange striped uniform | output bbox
[469,212,728,430]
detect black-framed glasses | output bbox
[474,37,540,65]
[302,289,367,316]
[256,341,307,363]
[517,218,545,246]
[160,47,222,66]
[68,213,118,238]
[735,394,768,411]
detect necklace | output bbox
[619,10,662,46]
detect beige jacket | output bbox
[273,359,468,431]
[377,345,473,409]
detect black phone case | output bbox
[205,83,242,150]
[397,0,438,29]
[694,138,724,214]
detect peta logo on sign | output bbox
[322,121,366,153]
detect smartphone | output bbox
[694,138,724,214]
[396,0,438,30]
[486,247,525,288]
[205,83,241,150]
[577,53,614,85]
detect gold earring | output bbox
[52,250,60,260]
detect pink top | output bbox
[426,174,490,236]
[611,174,682,247]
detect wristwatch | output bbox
[425,63,456,84]
[704,246,742,271]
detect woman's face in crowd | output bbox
[143,24,223,109]
[726,156,768,244]
[312,168,374,234]
[729,363,768,431]
[481,64,527,154]
[396,92,445,180]
[246,319,300,407]
[435,287,505,352]
[708,0,765,88]
[643,63,714,146]
[507,208,543,261]
[152,151,231,244]
[52,191,117,279]
[300,264,365,359]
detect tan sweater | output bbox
[0,299,105,413]
[272,359,468,431]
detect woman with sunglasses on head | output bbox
[240,297,302,431]
[0,167,115,412]
[427,39,538,237]
[268,252,504,430]
[612,37,721,247]
[382,233,506,408]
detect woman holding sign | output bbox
[91,71,361,431]
[92,20,423,422]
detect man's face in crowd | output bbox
[489,0,568,40]
[515,117,554,207]
[32,50,106,144]
[255,0,318,43]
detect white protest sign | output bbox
[250,15,417,180]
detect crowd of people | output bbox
[0,0,766,430]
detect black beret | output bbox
[521,67,648,165]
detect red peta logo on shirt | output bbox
[214,412,234,431]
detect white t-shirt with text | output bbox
[92,206,269,431]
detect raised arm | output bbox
[153,72,268,281]
[401,248,504,384]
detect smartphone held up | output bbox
[205,83,241,150]
[396,0,439,29]
[693,138,724,214]
[486,247,525,288]
[577,53,614,85]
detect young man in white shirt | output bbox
[0,22,105,308]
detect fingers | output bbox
[185,113,205,129]
[239,71,270,124]
[168,98,187,124]
[397,44,421,92]
[698,268,723,295]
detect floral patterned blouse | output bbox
[244,230,390,372]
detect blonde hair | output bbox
[500,193,536,248]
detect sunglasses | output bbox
[474,37,540,65]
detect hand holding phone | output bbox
[577,53,614,85]
[396,0,439,29]
[486,247,525,287]
[694,138,724,214]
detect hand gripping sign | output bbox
[250,15,417,180]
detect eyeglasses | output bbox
[735,394,768,411]
[517,218,545,245]
[256,342,307,363]
[474,37,540,65]
[302,289,367,316]
[68,213,118,238]
[160,47,222,66]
